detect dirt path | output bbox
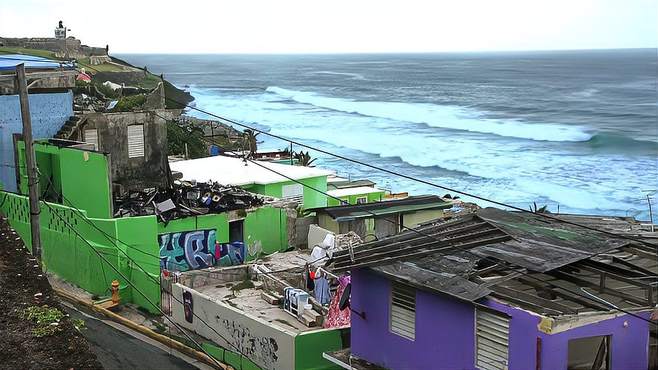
[0,216,102,370]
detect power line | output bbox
[5,54,656,322]
[155,93,657,249]
[242,156,658,326]
[38,199,226,369]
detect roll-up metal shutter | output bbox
[476,308,510,370]
[84,129,98,150]
[390,282,416,340]
[127,124,145,158]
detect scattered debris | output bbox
[113,181,267,221]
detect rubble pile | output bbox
[335,231,363,249]
[114,181,266,221]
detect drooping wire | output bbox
[241,156,658,326]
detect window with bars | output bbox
[127,124,145,158]
[476,308,510,370]
[84,128,99,150]
[390,282,416,340]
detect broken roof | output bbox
[309,195,452,221]
[169,155,333,186]
[0,54,75,71]
[328,208,658,316]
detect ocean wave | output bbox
[309,71,366,80]
[265,86,593,142]
[586,133,658,152]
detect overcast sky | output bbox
[1,0,656,53]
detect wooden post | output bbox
[16,64,42,260]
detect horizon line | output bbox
[111,47,657,56]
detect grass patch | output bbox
[0,47,57,59]
[113,94,146,111]
[20,305,64,337]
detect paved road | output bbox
[62,303,210,370]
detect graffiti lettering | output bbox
[159,230,248,271]
[159,229,216,271]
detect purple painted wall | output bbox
[351,268,651,370]
[351,269,478,370]
[483,298,651,370]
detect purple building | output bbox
[324,208,657,370]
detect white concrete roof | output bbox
[327,186,385,198]
[169,155,333,186]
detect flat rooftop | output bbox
[170,155,333,186]
[327,186,384,198]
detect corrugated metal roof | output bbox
[310,195,452,220]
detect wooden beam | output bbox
[547,270,649,306]
[332,227,504,269]
[612,256,658,277]
[516,276,612,311]
[332,220,488,261]
[490,290,564,316]
[491,284,576,314]
[333,235,510,272]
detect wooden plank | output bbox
[333,235,510,272]
[332,220,489,262]
[490,285,575,314]
[333,227,505,269]
[516,276,611,311]
[547,270,649,306]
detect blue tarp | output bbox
[0,54,75,71]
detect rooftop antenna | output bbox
[642,189,656,232]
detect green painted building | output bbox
[169,155,332,209]
[0,140,293,312]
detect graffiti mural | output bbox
[159,229,216,271]
[217,241,247,267]
[159,229,248,271]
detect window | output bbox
[127,124,145,158]
[84,128,99,150]
[390,282,415,340]
[356,196,367,204]
[282,183,303,204]
[476,308,510,370]
[567,336,610,370]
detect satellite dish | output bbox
[339,283,351,311]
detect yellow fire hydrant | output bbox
[111,280,121,305]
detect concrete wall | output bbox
[82,111,170,192]
[351,268,651,370]
[0,92,72,192]
[402,209,444,229]
[170,283,297,370]
[482,298,651,370]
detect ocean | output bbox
[120,50,658,222]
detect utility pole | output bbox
[16,64,42,260]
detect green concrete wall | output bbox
[17,141,113,218]
[295,328,349,370]
[244,206,288,260]
[245,176,328,209]
[327,190,385,207]
[0,192,161,313]
[202,342,262,370]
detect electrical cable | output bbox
[5,55,656,323]
[38,199,226,369]
[242,157,658,326]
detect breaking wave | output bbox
[266,86,593,142]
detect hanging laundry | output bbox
[324,275,351,328]
[314,273,331,305]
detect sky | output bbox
[1,0,656,53]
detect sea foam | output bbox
[266,87,593,142]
